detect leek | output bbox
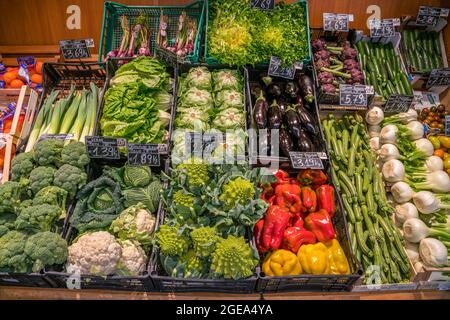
[59,92,81,134]
[70,90,88,142]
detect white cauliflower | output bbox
[66,231,122,276]
[109,204,155,248]
[116,240,147,276]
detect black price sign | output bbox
[185,132,220,157]
[323,13,349,32]
[268,56,298,80]
[127,144,162,167]
[369,19,395,37]
[427,68,450,87]
[289,152,324,170]
[384,95,414,113]
[38,134,74,143]
[445,115,450,137]
[85,136,124,159]
[59,39,91,60]
[250,0,274,10]
[339,84,368,107]
[416,6,449,26]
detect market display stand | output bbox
[0,286,448,300]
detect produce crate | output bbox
[204,0,312,67]
[98,1,204,63]
[44,159,166,292]
[255,161,362,293]
[245,65,328,169]
[148,195,259,293]
[0,272,55,288]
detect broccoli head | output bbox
[0,231,28,273]
[29,166,56,195]
[61,141,89,169]
[24,231,68,272]
[155,225,189,257]
[0,213,16,237]
[0,181,22,214]
[33,139,64,167]
[11,152,35,182]
[15,204,62,233]
[53,164,87,198]
[33,186,68,212]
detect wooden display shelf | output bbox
[0,286,449,300]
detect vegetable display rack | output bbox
[203,0,312,66]
[98,1,204,63]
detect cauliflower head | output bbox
[176,157,210,187]
[11,152,35,182]
[190,226,219,258]
[219,177,255,210]
[33,139,64,167]
[66,231,122,276]
[210,236,257,280]
[15,204,62,233]
[0,231,28,273]
[53,164,87,198]
[116,240,147,276]
[24,231,68,272]
[29,166,56,195]
[61,141,89,169]
[155,225,189,257]
[110,204,155,248]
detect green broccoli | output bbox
[15,204,62,233]
[0,213,16,237]
[61,141,89,169]
[0,231,28,273]
[33,186,68,214]
[29,166,56,195]
[0,181,22,214]
[11,152,35,182]
[53,164,87,198]
[24,231,68,272]
[33,139,64,167]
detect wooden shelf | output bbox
[0,286,449,300]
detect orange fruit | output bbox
[3,72,17,84]
[30,74,42,84]
[35,62,43,75]
[433,149,445,159]
[10,79,25,88]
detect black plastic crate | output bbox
[255,162,362,293]
[245,65,327,168]
[0,272,56,288]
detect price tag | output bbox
[339,84,368,107]
[369,19,395,37]
[85,136,123,159]
[185,132,220,157]
[38,134,74,143]
[127,144,161,167]
[59,39,91,60]
[323,13,349,32]
[384,94,414,113]
[289,152,324,169]
[268,56,296,80]
[250,0,274,10]
[426,68,450,87]
[445,115,450,137]
[416,6,448,26]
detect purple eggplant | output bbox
[253,92,268,129]
[278,98,290,116]
[250,83,264,100]
[296,104,317,135]
[266,82,284,101]
[286,107,302,139]
[294,95,304,109]
[298,75,315,104]
[297,129,314,152]
[268,100,282,129]
[285,82,299,100]
[279,128,294,157]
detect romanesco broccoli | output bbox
[181,249,208,278]
[11,152,35,181]
[219,177,255,210]
[190,226,219,258]
[24,231,68,272]
[15,204,62,233]
[33,139,64,167]
[61,141,89,169]
[156,225,189,257]
[53,164,87,198]
[29,166,56,195]
[173,190,194,207]
[177,157,210,187]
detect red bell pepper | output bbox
[282,227,317,253]
[260,184,275,204]
[273,169,290,186]
[316,184,335,217]
[291,214,304,228]
[304,209,336,243]
[301,187,317,212]
[262,205,291,250]
[274,184,304,214]
[297,169,327,186]
[254,219,268,253]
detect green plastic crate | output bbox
[204,0,312,66]
[98,1,204,63]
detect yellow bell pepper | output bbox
[262,249,302,276]
[297,240,350,275]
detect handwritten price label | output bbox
[339,84,368,107]
[323,13,349,32]
[289,152,324,169]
